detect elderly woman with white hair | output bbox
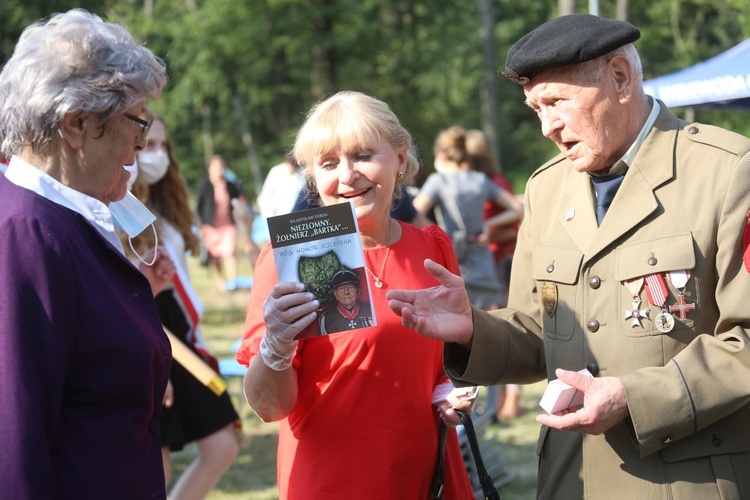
[0,9,173,498]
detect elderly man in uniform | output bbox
[387,14,750,499]
[319,269,374,334]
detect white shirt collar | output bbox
[620,99,661,168]
[5,155,125,253]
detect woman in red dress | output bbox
[237,91,473,499]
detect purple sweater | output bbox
[0,176,171,498]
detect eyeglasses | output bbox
[123,113,152,147]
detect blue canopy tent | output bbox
[643,39,750,109]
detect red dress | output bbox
[237,222,473,499]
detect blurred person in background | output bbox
[124,109,240,499]
[413,125,523,310]
[257,151,305,218]
[0,9,171,498]
[465,128,523,421]
[196,154,241,290]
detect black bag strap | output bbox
[429,410,501,500]
[458,410,501,500]
[428,420,448,499]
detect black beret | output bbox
[332,269,360,288]
[501,14,640,84]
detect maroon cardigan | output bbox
[0,176,171,498]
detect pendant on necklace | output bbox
[374,278,383,288]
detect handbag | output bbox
[429,410,500,500]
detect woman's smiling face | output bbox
[312,137,405,226]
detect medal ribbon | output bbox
[743,210,750,273]
[668,270,690,290]
[644,273,669,308]
[337,303,360,320]
[623,277,644,299]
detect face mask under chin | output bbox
[109,190,159,266]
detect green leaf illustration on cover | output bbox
[297,250,342,305]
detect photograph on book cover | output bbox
[266,201,377,339]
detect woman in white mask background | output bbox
[123,109,240,499]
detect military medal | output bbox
[644,273,674,333]
[623,277,648,327]
[337,303,361,329]
[541,282,557,318]
[654,311,674,332]
[667,270,695,320]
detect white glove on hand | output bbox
[258,282,318,370]
[259,330,298,371]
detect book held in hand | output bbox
[267,201,376,339]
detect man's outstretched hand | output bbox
[386,259,473,346]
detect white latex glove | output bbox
[259,281,319,370]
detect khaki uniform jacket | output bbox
[445,103,750,499]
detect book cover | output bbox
[267,201,376,339]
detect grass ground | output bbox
[176,253,543,499]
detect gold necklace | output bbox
[365,222,392,289]
[365,246,391,288]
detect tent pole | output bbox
[685,106,695,123]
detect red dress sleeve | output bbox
[423,223,462,276]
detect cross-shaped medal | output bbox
[669,294,695,320]
[625,301,649,327]
[348,320,357,329]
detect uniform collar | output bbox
[562,103,680,261]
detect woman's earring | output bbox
[396,171,405,179]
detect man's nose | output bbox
[539,107,563,139]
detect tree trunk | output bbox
[589,0,600,16]
[200,104,213,168]
[558,0,576,16]
[232,93,263,197]
[477,0,502,171]
[310,0,336,98]
[616,0,630,21]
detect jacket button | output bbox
[712,434,722,447]
[688,126,699,134]
[587,319,600,332]
[647,257,658,266]
[546,264,555,273]
[588,276,601,289]
[586,362,599,376]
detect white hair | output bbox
[577,43,644,85]
[0,9,166,156]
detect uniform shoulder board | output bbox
[683,123,750,157]
[529,153,567,180]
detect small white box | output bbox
[539,369,593,414]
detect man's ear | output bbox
[609,55,633,103]
[58,111,87,150]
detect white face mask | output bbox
[109,191,159,266]
[123,159,139,191]
[137,151,170,185]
